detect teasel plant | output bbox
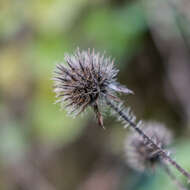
[125,122,187,190]
[52,48,190,182]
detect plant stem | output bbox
[161,162,187,190]
[105,97,190,181]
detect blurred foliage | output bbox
[80,2,147,58]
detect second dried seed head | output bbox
[124,122,173,171]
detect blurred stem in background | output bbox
[144,0,190,129]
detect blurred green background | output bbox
[1,0,190,189]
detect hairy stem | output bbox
[105,97,190,181]
[161,162,187,190]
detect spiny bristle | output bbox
[109,100,137,128]
[53,48,133,127]
[124,121,173,171]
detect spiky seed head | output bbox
[53,48,133,127]
[124,121,172,171]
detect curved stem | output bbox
[105,97,190,181]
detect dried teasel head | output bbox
[53,48,133,128]
[124,122,173,171]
